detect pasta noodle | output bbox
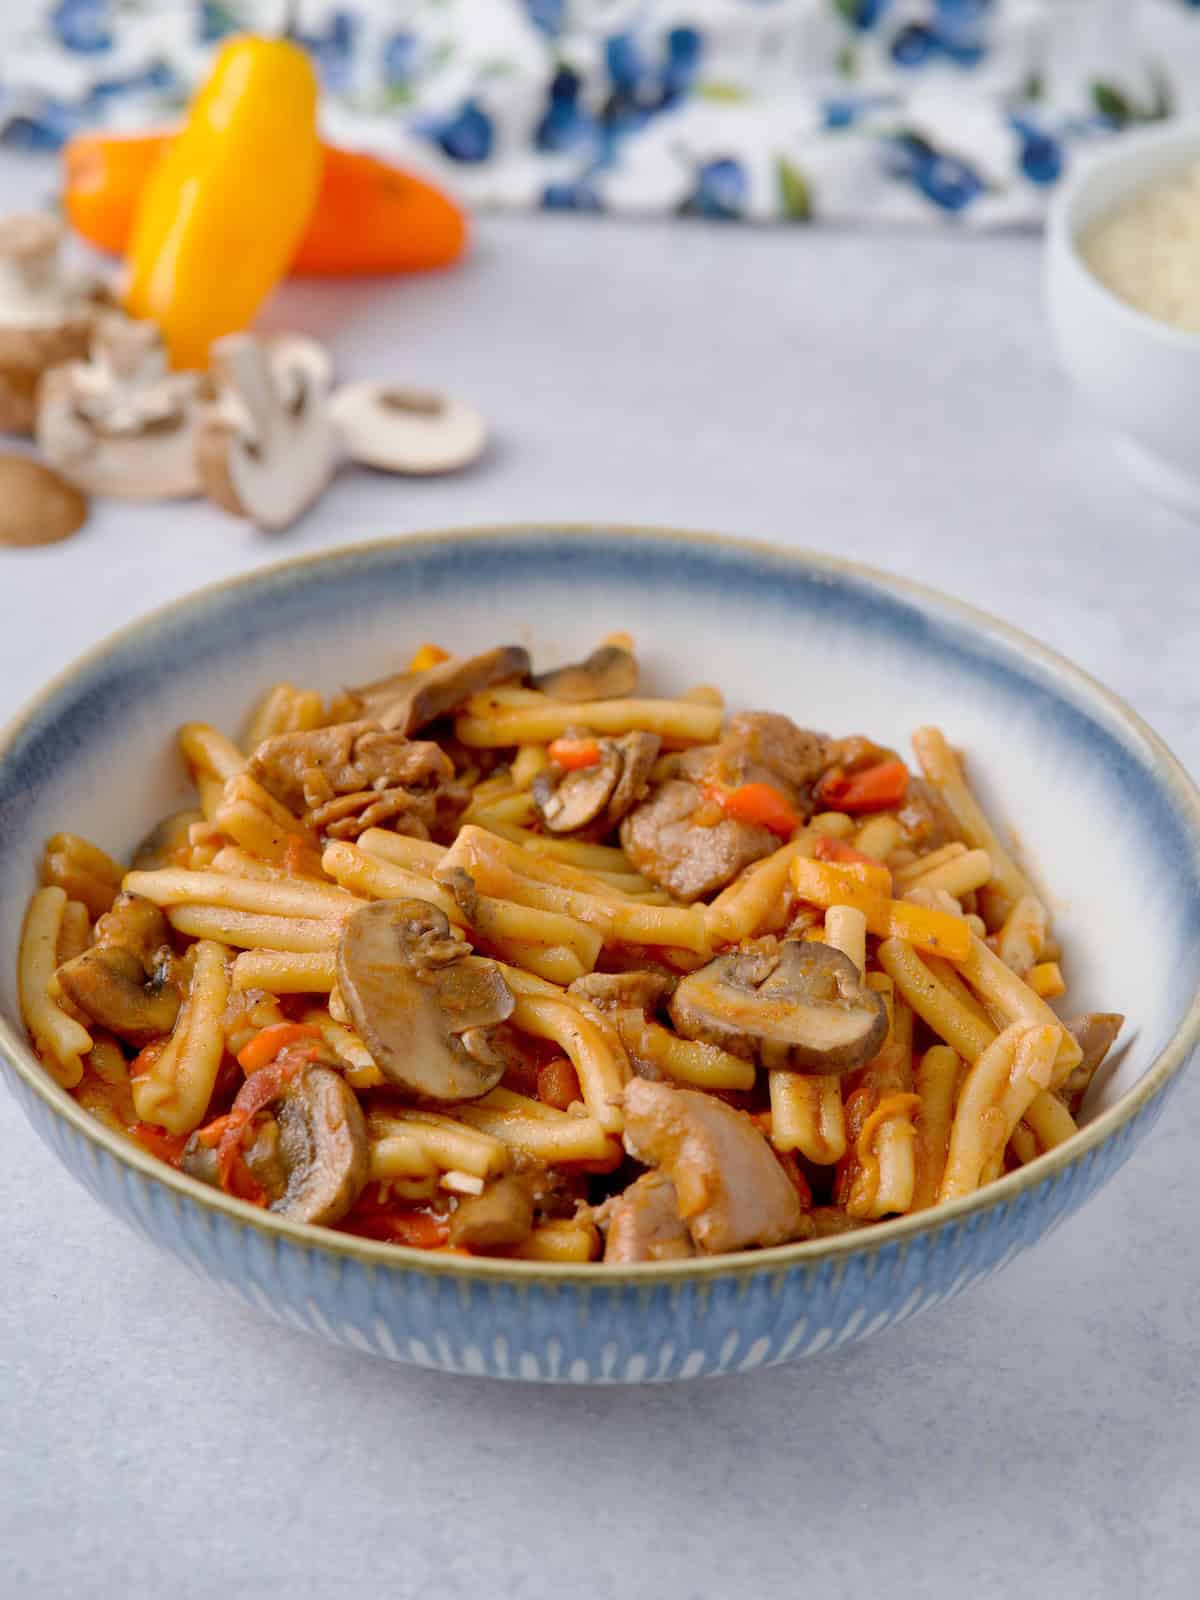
[15,637,1118,1265]
[18,887,92,1087]
[911,726,1036,920]
[131,940,231,1135]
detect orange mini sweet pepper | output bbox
[64,132,467,280]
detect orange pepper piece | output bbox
[61,132,467,279]
[549,737,603,770]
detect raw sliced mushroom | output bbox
[534,730,660,836]
[195,332,338,530]
[534,642,638,702]
[0,453,88,547]
[0,213,95,435]
[36,312,206,499]
[55,892,181,1047]
[668,938,887,1075]
[447,1175,534,1251]
[330,381,486,475]
[350,645,531,735]
[181,1063,368,1226]
[336,898,515,1100]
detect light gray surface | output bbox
[1,150,1197,1599]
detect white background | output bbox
[1,148,1198,1597]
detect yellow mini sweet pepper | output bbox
[124,34,321,370]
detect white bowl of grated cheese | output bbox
[1046,119,1200,517]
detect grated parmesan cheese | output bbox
[1080,160,1200,333]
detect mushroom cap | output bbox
[534,643,638,702]
[56,944,180,1047]
[447,1175,534,1252]
[534,731,661,836]
[351,644,531,735]
[330,381,487,476]
[336,898,515,1101]
[271,1065,369,1225]
[535,744,623,834]
[131,809,204,872]
[668,938,887,1075]
[181,1064,369,1227]
[0,453,87,546]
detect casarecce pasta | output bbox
[18,635,1125,1262]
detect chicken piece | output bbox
[621,1078,803,1253]
[621,779,776,901]
[249,721,467,841]
[693,711,827,802]
[621,711,827,901]
[896,777,963,851]
[1060,1013,1125,1114]
[596,1171,696,1263]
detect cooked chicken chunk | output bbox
[693,711,827,799]
[596,1171,696,1263]
[621,1078,803,1253]
[620,711,826,901]
[622,779,776,901]
[249,720,467,841]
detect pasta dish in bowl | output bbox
[2,527,1197,1378]
[17,639,1124,1263]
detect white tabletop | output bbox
[1,149,1196,1599]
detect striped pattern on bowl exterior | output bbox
[3,1048,1174,1383]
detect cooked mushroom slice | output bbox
[180,1064,368,1226]
[568,970,673,1014]
[668,938,886,1075]
[336,898,515,1100]
[448,1175,535,1251]
[621,1078,803,1253]
[1060,1013,1125,1113]
[131,808,204,871]
[350,644,531,735]
[55,892,181,1047]
[534,642,638,702]
[330,381,487,475]
[535,743,621,833]
[534,731,660,836]
[269,1065,369,1224]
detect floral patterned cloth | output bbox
[3,0,1200,225]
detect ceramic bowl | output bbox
[2,526,1199,1383]
[1045,118,1200,517]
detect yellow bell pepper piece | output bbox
[790,857,973,961]
[124,35,321,370]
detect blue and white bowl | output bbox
[2,526,1199,1382]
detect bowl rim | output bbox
[1047,114,1200,351]
[3,522,1199,1285]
